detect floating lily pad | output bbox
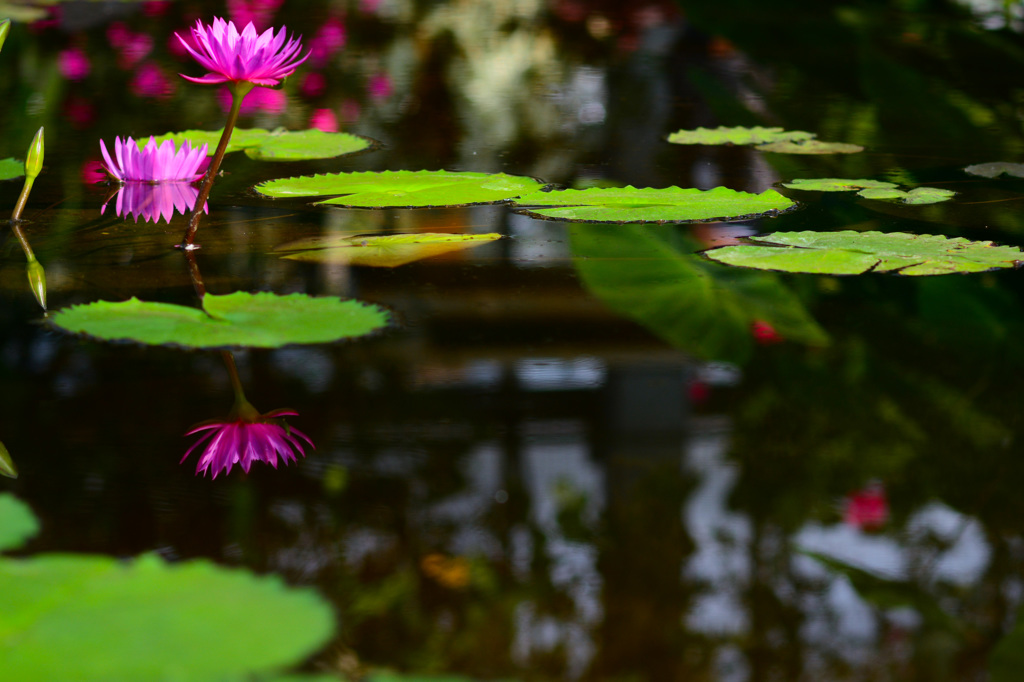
[277,232,502,266]
[256,170,545,208]
[0,158,23,181]
[48,292,390,349]
[856,186,955,205]
[0,553,334,680]
[756,139,864,154]
[512,186,794,223]
[964,162,1024,179]
[147,128,373,161]
[667,126,814,146]
[783,178,898,192]
[0,494,37,551]
[705,231,1024,276]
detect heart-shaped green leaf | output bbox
[513,185,794,223]
[667,126,814,146]
[277,232,502,266]
[705,231,1024,276]
[0,553,334,680]
[147,128,373,161]
[256,170,545,207]
[48,292,390,349]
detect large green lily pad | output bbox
[0,157,23,181]
[783,178,897,192]
[964,162,1024,179]
[147,128,373,161]
[0,553,334,680]
[513,186,794,223]
[277,232,502,266]
[255,170,545,208]
[756,139,864,154]
[48,292,390,349]
[667,126,814,146]
[0,493,37,551]
[705,231,1024,276]
[571,224,828,362]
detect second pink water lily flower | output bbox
[100,136,208,183]
[176,17,309,87]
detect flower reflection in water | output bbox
[101,181,206,224]
[182,353,314,478]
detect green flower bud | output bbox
[0,440,17,479]
[24,126,43,180]
[26,256,46,310]
[0,19,11,54]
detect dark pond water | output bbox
[5,0,1024,680]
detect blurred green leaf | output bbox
[49,292,391,349]
[0,553,335,680]
[964,162,1024,179]
[706,231,1023,276]
[756,139,863,154]
[148,128,373,162]
[0,157,22,181]
[277,232,501,266]
[514,186,794,223]
[667,125,813,145]
[257,170,545,208]
[783,178,897,192]
[0,493,36,550]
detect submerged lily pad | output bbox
[0,553,334,680]
[705,231,1024,276]
[0,158,23,181]
[667,126,814,146]
[512,186,794,223]
[856,186,955,205]
[256,170,545,208]
[756,140,864,154]
[277,232,502,267]
[49,292,390,348]
[0,494,37,551]
[964,162,1024,179]
[147,128,373,161]
[783,178,897,192]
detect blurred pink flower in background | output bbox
[300,71,326,98]
[309,17,345,67]
[58,47,91,81]
[309,108,338,132]
[142,1,170,17]
[218,84,286,114]
[182,406,313,478]
[81,159,107,185]
[367,72,393,101]
[177,17,308,86]
[226,0,284,31]
[340,99,361,123]
[102,182,206,224]
[107,22,154,70]
[751,320,783,344]
[100,136,208,182]
[63,96,95,129]
[131,62,175,99]
[843,482,889,531]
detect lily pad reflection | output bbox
[276,232,502,266]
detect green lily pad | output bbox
[147,128,373,162]
[0,553,334,680]
[856,186,955,205]
[513,186,795,223]
[255,170,545,208]
[964,162,1024,179]
[0,494,37,551]
[705,231,1024,276]
[0,157,23,181]
[783,178,898,192]
[667,126,814,146]
[756,139,864,154]
[48,292,390,349]
[277,232,502,266]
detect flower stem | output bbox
[221,350,260,420]
[179,82,253,249]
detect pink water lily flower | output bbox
[182,407,314,479]
[100,136,208,183]
[176,17,309,87]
